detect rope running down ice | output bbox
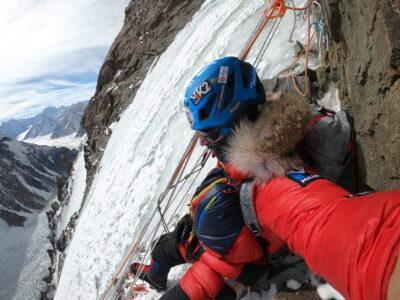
[120,149,211,298]
[101,134,203,300]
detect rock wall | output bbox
[82,0,205,188]
[321,0,400,190]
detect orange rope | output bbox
[167,133,199,187]
[240,0,313,60]
[281,29,316,74]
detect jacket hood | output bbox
[226,92,311,183]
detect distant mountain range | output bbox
[0,101,87,143]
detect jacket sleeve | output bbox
[179,251,243,300]
[255,177,400,300]
[178,227,265,300]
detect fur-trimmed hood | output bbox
[226,92,311,183]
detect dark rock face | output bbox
[0,101,87,140]
[40,170,80,300]
[56,212,79,253]
[0,209,26,227]
[0,135,76,226]
[82,0,205,190]
[320,0,400,190]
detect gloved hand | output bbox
[173,214,192,245]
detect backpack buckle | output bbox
[250,224,261,237]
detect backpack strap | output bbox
[240,180,269,251]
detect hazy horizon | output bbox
[0,0,130,123]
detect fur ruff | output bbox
[226,92,311,183]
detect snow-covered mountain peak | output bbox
[0,101,87,148]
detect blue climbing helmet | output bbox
[183,56,266,142]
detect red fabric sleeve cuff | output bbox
[180,261,225,300]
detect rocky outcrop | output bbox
[82,0,205,189]
[41,168,81,300]
[42,204,79,300]
[320,0,400,190]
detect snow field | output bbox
[0,208,51,300]
[22,133,83,149]
[58,148,87,232]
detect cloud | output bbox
[0,80,96,121]
[0,0,130,122]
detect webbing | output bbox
[239,181,263,236]
[189,177,227,212]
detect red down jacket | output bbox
[179,229,264,299]
[227,164,400,300]
[178,167,265,300]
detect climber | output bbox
[129,58,276,300]
[182,56,400,300]
[130,168,271,299]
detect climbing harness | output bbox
[105,153,210,299]
[158,148,212,242]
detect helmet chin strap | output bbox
[208,138,228,163]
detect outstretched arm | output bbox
[256,177,400,300]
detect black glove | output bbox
[159,283,189,300]
[172,214,192,245]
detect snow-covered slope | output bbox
[23,133,83,149]
[0,212,51,300]
[8,207,53,300]
[0,135,76,299]
[58,149,87,232]
[55,0,313,299]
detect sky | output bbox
[0,0,130,123]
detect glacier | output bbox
[54,0,322,299]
